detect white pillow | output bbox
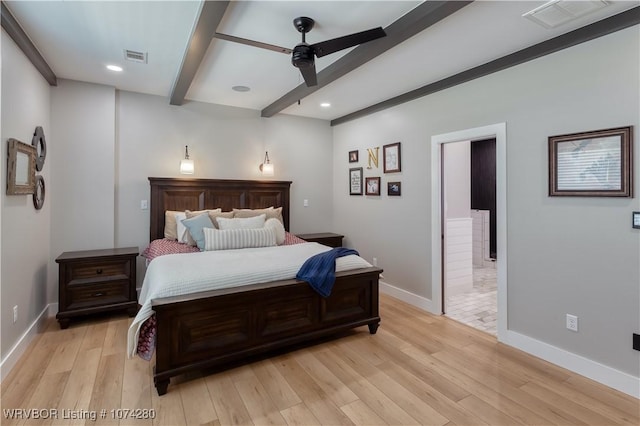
[203,227,276,251]
[217,214,266,230]
[264,218,285,245]
[175,212,189,243]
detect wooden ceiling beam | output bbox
[170,1,230,106]
[260,1,474,118]
[1,1,57,86]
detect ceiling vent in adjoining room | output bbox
[124,49,147,63]
[523,0,610,29]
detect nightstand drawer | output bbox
[67,280,130,310]
[68,259,130,282]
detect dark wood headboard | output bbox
[149,177,292,241]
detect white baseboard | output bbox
[379,284,639,399]
[503,330,640,399]
[379,281,439,314]
[0,303,54,382]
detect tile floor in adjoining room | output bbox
[445,266,497,335]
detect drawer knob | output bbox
[96,269,103,274]
[93,292,105,297]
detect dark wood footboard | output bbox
[152,266,381,395]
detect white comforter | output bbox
[127,242,371,357]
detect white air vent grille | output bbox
[523,0,609,29]
[124,49,147,63]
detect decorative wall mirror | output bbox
[7,138,36,195]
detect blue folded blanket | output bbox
[296,247,359,297]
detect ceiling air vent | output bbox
[523,0,609,29]
[124,49,147,64]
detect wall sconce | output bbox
[259,151,274,176]
[180,145,194,175]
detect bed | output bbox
[138,177,382,395]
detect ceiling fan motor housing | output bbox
[292,44,314,68]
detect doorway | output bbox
[442,139,497,334]
[430,123,507,340]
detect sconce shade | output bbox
[260,151,274,176]
[180,145,194,175]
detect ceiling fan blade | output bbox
[299,63,318,87]
[311,27,386,58]
[214,32,292,54]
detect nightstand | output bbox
[296,232,344,248]
[56,247,139,329]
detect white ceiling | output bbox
[5,1,639,122]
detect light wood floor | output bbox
[2,294,638,426]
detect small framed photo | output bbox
[549,126,633,197]
[633,212,640,229]
[349,167,363,195]
[349,150,359,163]
[365,177,380,195]
[387,181,401,196]
[383,142,401,173]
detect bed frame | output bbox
[148,177,381,395]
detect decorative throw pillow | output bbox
[164,211,183,240]
[184,209,222,245]
[208,211,235,228]
[217,214,266,230]
[264,218,285,245]
[233,207,283,225]
[181,213,215,250]
[203,227,276,251]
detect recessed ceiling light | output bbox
[320,102,331,108]
[232,85,250,92]
[106,65,123,72]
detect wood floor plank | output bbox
[101,317,129,356]
[520,381,629,425]
[340,399,388,425]
[51,347,102,426]
[120,353,153,425]
[271,354,354,425]
[564,375,640,421]
[43,326,87,375]
[458,394,522,425]
[151,378,187,426]
[250,360,301,411]
[204,372,253,426]
[316,347,420,425]
[294,350,359,407]
[17,371,70,426]
[179,377,218,426]
[233,377,287,425]
[88,353,124,426]
[279,403,321,425]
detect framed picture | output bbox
[349,167,363,195]
[365,177,380,195]
[387,181,401,196]
[549,126,633,197]
[6,138,36,195]
[383,142,401,173]
[349,150,359,163]
[633,212,640,229]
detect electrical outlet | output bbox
[372,257,378,267]
[140,200,148,210]
[566,314,578,332]
[303,199,309,207]
[13,305,18,324]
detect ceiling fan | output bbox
[214,17,387,87]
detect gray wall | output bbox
[1,30,52,360]
[332,26,639,376]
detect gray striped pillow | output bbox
[203,227,276,251]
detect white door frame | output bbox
[431,123,508,340]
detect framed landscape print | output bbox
[365,177,380,195]
[383,142,401,173]
[549,126,633,197]
[349,167,363,195]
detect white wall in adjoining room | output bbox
[443,141,470,219]
[1,30,52,361]
[114,91,334,284]
[332,25,639,387]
